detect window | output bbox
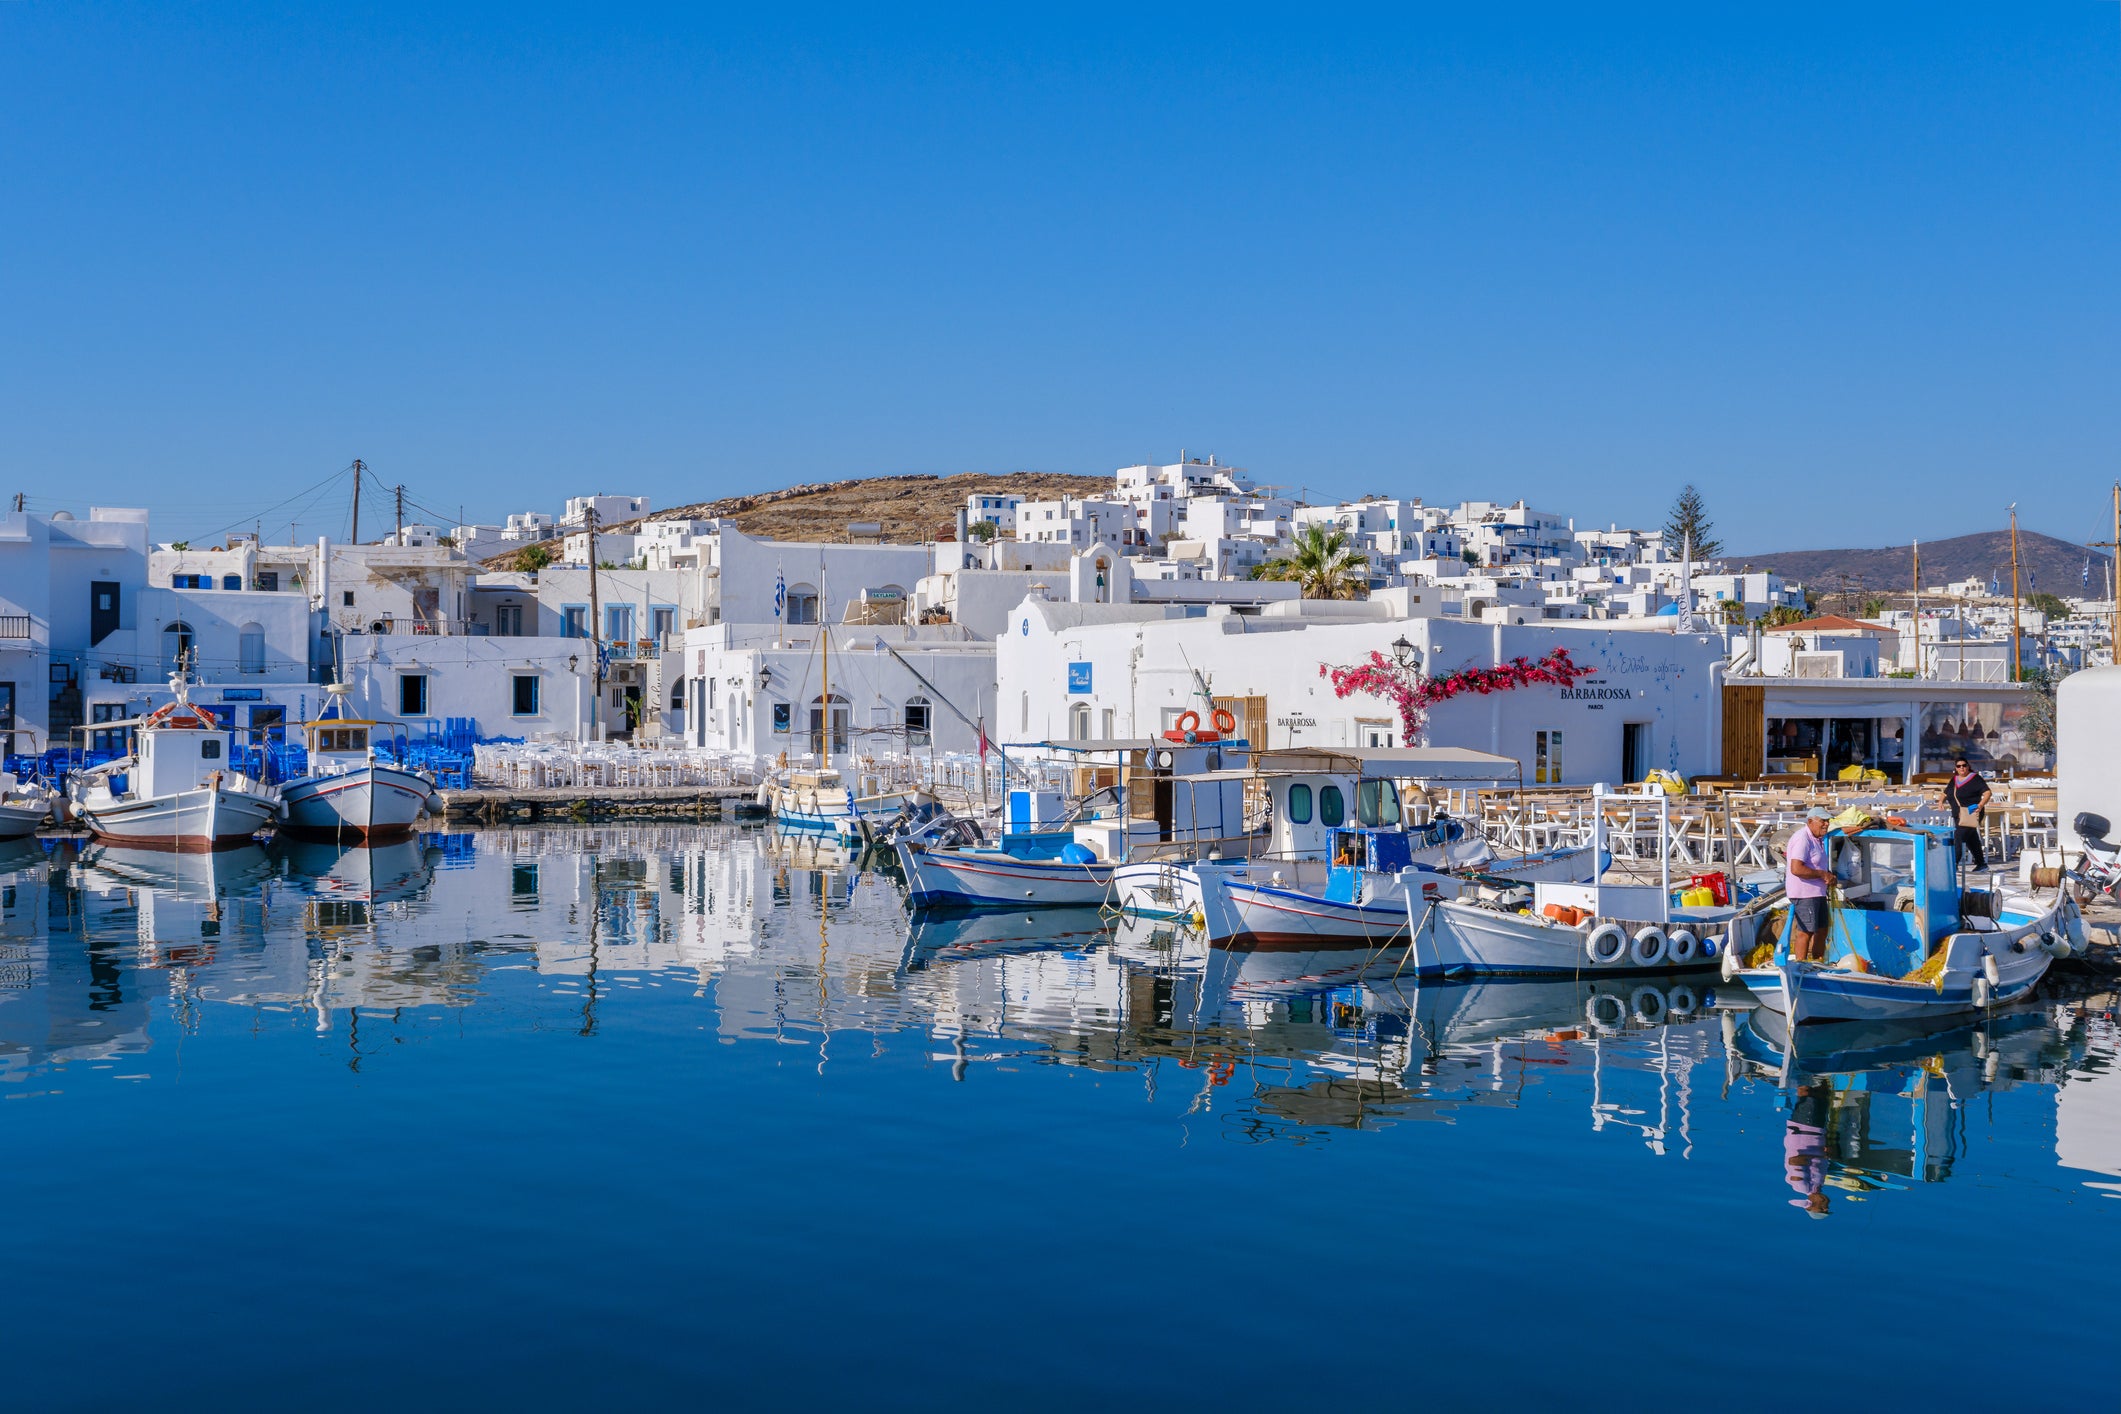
[904,696,932,746]
[162,620,194,672]
[561,606,587,638]
[239,623,265,675]
[1357,779,1401,827]
[495,604,522,637]
[200,738,221,760]
[772,702,791,733]
[1021,691,1030,734]
[221,574,241,591]
[513,674,539,715]
[254,572,278,592]
[1069,702,1092,741]
[1287,783,1313,824]
[1319,784,1346,828]
[342,590,355,607]
[651,607,675,639]
[606,604,635,642]
[1535,729,1563,786]
[785,587,819,625]
[399,674,428,716]
[1102,708,1115,739]
[317,727,369,753]
[90,701,124,754]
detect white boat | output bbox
[279,687,441,841]
[0,772,57,839]
[1726,823,2081,1025]
[1408,783,1775,978]
[67,674,282,851]
[767,767,916,845]
[897,738,1240,911]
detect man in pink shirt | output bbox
[1784,806,1834,963]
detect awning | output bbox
[1249,746,1523,782]
[1763,696,1923,719]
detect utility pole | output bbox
[10,493,21,513]
[586,505,603,741]
[394,484,405,544]
[2008,503,2022,682]
[350,459,365,544]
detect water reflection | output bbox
[0,824,2114,1204]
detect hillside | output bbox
[485,471,1111,570]
[1737,529,2111,607]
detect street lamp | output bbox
[1391,635,1421,671]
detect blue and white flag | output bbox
[774,566,786,621]
[2084,558,2092,589]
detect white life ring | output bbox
[1586,991,1628,1030]
[1631,986,1667,1027]
[1972,976,1992,1009]
[1667,985,1699,1019]
[1665,929,1700,966]
[1629,926,1668,968]
[1585,923,1628,966]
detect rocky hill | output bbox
[1737,529,2111,608]
[485,471,1110,570]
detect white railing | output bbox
[472,742,762,791]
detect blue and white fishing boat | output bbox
[278,684,442,842]
[1408,783,1776,978]
[1114,746,1597,946]
[1724,823,2080,1026]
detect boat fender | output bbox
[1982,953,2002,986]
[1585,923,1628,966]
[1720,941,1742,983]
[2046,932,2073,960]
[1629,926,1668,968]
[1665,929,1700,965]
[1059,843,1095,865]
[1972,976,1993,1009]
[1667,985,1699,1019]
[1631,986,1667,1026]
[1585,992,1627,1030]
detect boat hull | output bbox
[1186,844,1600,947]
[0,800,51,840]
[78,785,280,851]
[896,842,1114,911]
[281,764,437,840]
[1411,897,1722,978]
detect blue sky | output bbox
[3,3,2118,550]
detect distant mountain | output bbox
[1735,529,2111,603]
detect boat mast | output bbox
[820,561,831,769]
[587,503,602,741]
[2008,503,2022,682]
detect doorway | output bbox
[808,694,850,757]
[1621,722,1649,784]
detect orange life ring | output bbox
[1174,710,1201,734]
[1211,708,1237,735]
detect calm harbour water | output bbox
[0,823,2115,1411]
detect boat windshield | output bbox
[1356,778,1401,828]
[1831,834,1919,907]
[316,727,369,753]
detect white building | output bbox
[997,596,1728,783]
[561,494,650,529]
[1013,497,1143,553]
[501,511,556,543]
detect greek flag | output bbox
[774,566,786,621]
[2084,558,2092,589]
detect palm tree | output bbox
[1252,524,1370,600]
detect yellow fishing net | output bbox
[1899,948,1949,989]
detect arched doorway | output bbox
[162,621,195,675]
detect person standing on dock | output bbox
[1784,806,1835,962]
[1941,755,1991,873]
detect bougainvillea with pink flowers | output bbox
[1318,647,1597,745]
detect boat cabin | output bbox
[131,704,234,800]
[1772,826,1961,973]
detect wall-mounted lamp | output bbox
[1391,636,1421,671]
